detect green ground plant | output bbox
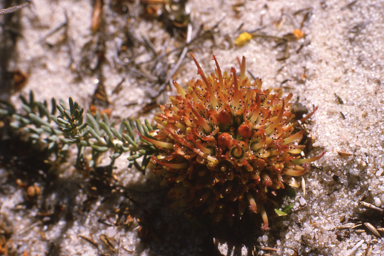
[0,91,157,174]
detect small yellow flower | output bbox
[235,32,252,46]
[293,29,305,39]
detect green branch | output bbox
[0,91,157,174]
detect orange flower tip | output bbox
[262,173,273,187]
[282,168,306,177]
[230,67,237,75]
[197,143,214,156]
[238,123,253,139]
[237,57,241,67]
[239,56,246,79]
[191,107,212,133]
[137,132,174,149]
[247,193,257,213]
[260,204,269,231]
[192,145,218,165]
[189,52,202,70]
[283,131,303,145]
[285,92,293,102]
[217,109,233,130]
[151,156,188,170]
[299,106,318,123]
[288,148,303,154]
[231,68,242,110]
[212,55,224,89]
[217,133,232,148]
[212,55,219,70]
[197,69,219,109]
[265,100,285,135]
[291,151,325,165]
[173,80,186,97]
[244,160,253,172]
[288,177,300,188]
[207,156,219,166]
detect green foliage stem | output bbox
[0,91,157,174]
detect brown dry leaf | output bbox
[337,151,353,158]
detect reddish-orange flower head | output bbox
[141,53,324,230]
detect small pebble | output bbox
[299,197,307,206]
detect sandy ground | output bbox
[1,0,384,255]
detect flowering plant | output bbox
[141,54,324,230]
